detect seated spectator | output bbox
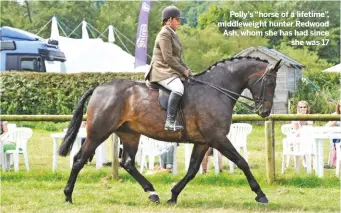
[325,100,341,167]
[0,121,8,135]
[201,147,223,174]
[326,100,341,127]
[291,100,313,167]
[292,100,313,133]
[156,142,176,173]
[160,144,175,173]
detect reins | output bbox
[187,65,273,113]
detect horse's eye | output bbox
[267,79,275,84]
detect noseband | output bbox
[188,65,275,113]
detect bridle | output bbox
[250,68,277,112]
[188,65,276,113]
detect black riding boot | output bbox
[164,92,184,131]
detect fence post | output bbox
[111,134,119,179]
[265,120,275,183]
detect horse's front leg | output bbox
[118,134,160,203]
[168,143,209,204]
[211,136,268,203]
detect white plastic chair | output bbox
[327,139,335,167]
[327,134,341,168]
[6,123,17,148]
[281,125,313,174]
[185,123,252,175]
[139,136,177,175]
[281,124,296,170]
[0,133,10,170]
[7,123,17,132]
[63,128,106,170]
[224,123,252,173]
[3,127,33,171]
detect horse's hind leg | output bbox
[63,137,101,203]
[211,136,268,203]
[118,132,160,203]
[168,143,209,204]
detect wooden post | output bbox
[265,120,275,184]
[271,120,276,180]
[111,134,119,179]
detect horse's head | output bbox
[247,60,282,118]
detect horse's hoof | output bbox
[167,199,177,205]
[255,196,268,203]
[64,197,73,204]
[148,194,160,203]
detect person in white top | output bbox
[325,100,341,167]
[291,100,313,167]
[291,100,313,132]
[326,100,341,127]
[0,121,8,135]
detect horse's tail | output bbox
[59,87,96,156]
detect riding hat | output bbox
[162,6,182,21]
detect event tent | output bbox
[323,64,341,73]
[46,17,149,73]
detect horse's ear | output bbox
[271,59,282,72]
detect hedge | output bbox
[0,72,144,115]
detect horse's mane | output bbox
[194,56,269,76]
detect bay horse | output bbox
[59,56,281,205]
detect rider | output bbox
[145,5,191,131]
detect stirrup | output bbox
[164,120,184,131]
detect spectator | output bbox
[291,100,313,167]
[326,100,341,127]
[201,148,223,174]
[156,142,176,173]
[292,100,313,131]
[160,143,175,173]
[325,100,341,167]
[0,121,8,135]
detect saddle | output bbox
[146,81,173,110]
[145,80,187,111]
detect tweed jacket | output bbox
[145,26,188,82]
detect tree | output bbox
[0,1,30,29]
[1,1,100,38]
[197,1,340,63]
[178,24,268,72]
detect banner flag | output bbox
[134,0,152,68]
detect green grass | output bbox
[1,124,340,213]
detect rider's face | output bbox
[168,17,181,30]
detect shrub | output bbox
[0,72,144,115]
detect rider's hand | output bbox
[184,69,192,78]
